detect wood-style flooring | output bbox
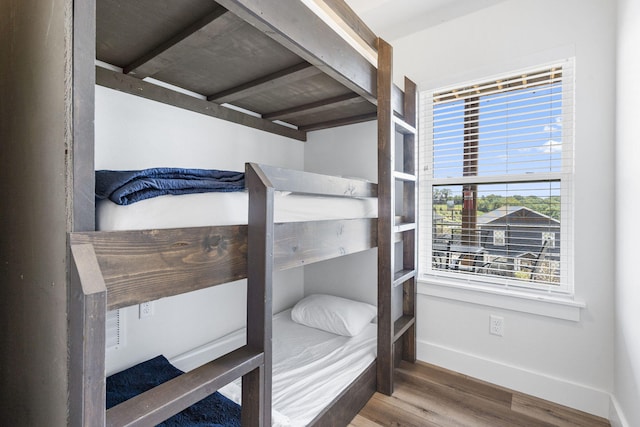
[350,361,610,427]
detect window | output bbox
[420,60,574,293]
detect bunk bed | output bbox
[68,1,418,425]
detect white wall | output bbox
[390,0,616,417]
[303,122,380,305]
[96,86,305,374]
[614,0,640,425]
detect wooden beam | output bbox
[377,37,394,396]
[207,62,321,104]
[262,93,361,121]
[253,163,377,197]
[72,0,96,233]
[124,6,229,77]
[246,163,273,427]
[69,243,107,427]
[320,0,377,51]
[70,225,249,310]
[215,0,377,104]
[96,67,307,141]
[299,112,377,132]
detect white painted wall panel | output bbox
[614,0,640,425]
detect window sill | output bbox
[417,276,585,321]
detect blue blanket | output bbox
[106,355,241,426]
[96,168,245,205]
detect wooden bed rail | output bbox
[105,347,264,426]
[252,163,377,197]
[70,225,248,311]
[69,220,376,312]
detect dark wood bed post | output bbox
[377,37,395,396]
[377,38,418,396]
[69,244,107,427]
[246,163,274,427]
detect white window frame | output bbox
[419,59,575,295]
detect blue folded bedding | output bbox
[106,355,241,426]
[96,168,245,205]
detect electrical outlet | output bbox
[139,301,154,319]
[490,315,504,336]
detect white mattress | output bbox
[171,309,377,427]
[97,191,377,230]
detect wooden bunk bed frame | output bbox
[69,1,417,425]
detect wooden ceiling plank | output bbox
[263,93,362,121]
[299,112,377,132]
[124,5,229,77]
[207,63,321,103]
[96,66,307,141]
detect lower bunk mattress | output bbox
[108,309,376,426]
[212,309,377,426]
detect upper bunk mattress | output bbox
[97,191,377,231]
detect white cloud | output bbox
[540,140,562,154]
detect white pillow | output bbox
[291,294,377,337]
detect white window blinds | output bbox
[419,59,574,293]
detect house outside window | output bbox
[419,60,574,293]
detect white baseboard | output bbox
[609,395,630,427]
[417,339,611,419]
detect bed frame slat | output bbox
[207,62,322,104]
[106,346,263,427]
[123,5,229,77]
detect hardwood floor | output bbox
[349,361,610,427]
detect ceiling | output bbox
[345,0,508,40]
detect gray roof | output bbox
[477,206,559,225]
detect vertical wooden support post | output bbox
[69,0,98,423]
[377,37,395,396]
[69,243,107,427]
[402,77,418,364]
[246,163,273,427]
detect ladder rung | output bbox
[393,269,416,287]
[106,346,263,427]
[393,315,416,342]
[394,222,416,233]
[393,171,416,182]
[393,116,417,135]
